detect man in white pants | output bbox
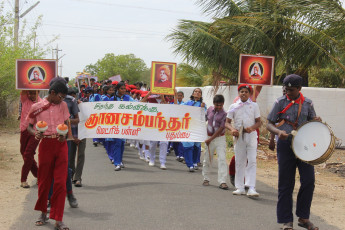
[138,140,150,162]
[225,84,261,197]
[148,141,168,169]
[202,94,229,189]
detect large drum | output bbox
[292,121,335,165]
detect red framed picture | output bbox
[150,61,176,95]
[238,54,275,85]
[16,59,57,90]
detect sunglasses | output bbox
[58,94,66,100]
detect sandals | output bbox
[55,221,70,230]
[20,182,30,188]
[298,219,319,230]
[219,183,229,190]
[282,222,293,230]
[75,180,82,187]
[35,213,48,226]
[202,180,209,186]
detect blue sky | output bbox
[3,0,210,78]
[3,0,345,79]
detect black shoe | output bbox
[75,180,82,187]
[93,141,98,147]
[67,193,78,208]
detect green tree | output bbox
[176,63,212,87]
[85,53,148,84]
[0,5,48,117]
[168,0,345,86]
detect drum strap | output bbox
[276,102,303,130]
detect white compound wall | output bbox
[176,86,344,145]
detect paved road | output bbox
[12,140,338,230]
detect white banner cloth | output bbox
[78,101,207,142]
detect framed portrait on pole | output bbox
[238,54,275,85]
[16,59,57,90]
[150,61,176,95]
[76,75,90,92]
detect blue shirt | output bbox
[113,93,134,102]
[64,95,79,138]
[184,99,207,111]
[267,94,316,134]
[89,94,101,102]
[101,94,114,101]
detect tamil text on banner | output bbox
[238,54,274,85]
[78,101,207,142]
[16,59,57,90]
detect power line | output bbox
[36,34,164,39]
[71,0,199,15]
[33,20,165,34]
[6,0,14,10]
[25,21,167,36]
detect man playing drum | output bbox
[267,74,320,230]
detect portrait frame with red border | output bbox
[150,61,176,95]
[16,59,57,90]
[238,54,275,86]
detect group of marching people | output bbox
[18,74,320,230]
[89,83,205,171]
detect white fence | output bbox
[176,86,344,145]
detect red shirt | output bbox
[20,93,42,132]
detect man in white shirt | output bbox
[225,84,261,197]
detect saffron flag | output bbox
[78,101,207,142]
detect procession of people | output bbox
[17,73,321,230]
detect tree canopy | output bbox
[85,53,149,84]
[0,5,48,117]
[167,0,345,87]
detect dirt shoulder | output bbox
[0,130,36,230]
[0,130,344,230]
[256,142,345,229]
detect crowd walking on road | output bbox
[18,74,320,230]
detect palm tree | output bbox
[176,63,216,87]
[167,0,345,86]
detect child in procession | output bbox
[202,94,229,190]
[27,80,71,230]
[225,84,261,197]
[19,90,41,188]
[182,88,206,172]
[112,82,135,171]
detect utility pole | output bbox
[57,53,66,77]
[60,60,63,77]
[53,44,62,61]
[13,0,40,47]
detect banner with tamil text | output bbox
[78,101,207,142]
